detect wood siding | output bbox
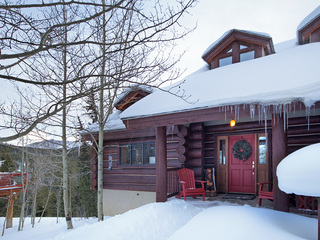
[92,115,320,193]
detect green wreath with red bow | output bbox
[232,139,252,160]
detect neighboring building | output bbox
[83,6,320,216]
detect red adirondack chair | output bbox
[176,168,206,201]
[257,182,273,206]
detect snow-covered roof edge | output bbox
[297,5,320,32]
[201,29,271,58]
[113,84,154,106]
[83,110,126,134]
[120,42,320,120]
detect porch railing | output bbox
[167,167,180,198]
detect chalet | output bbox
[83,6,320,216]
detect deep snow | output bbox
[1,199,317,240]
[277,143,320,197]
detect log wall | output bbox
[287,116,320,154]
[91,116,320,192]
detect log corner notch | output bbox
[272,113,289,212]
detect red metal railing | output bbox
[167,167,180,198]
[0,172,28,191]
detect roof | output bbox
[120,42,320,120]
[114,85,154,106]
[297,5,320,32]
[85,110,125,133]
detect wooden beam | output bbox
[272,113,289,212]
[6,194,15,229]
[156,126,167,202]
[124,106,247,130]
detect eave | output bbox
[123,101,320,130]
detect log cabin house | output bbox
[83,6,320,216]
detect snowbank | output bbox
[277,143,320,197]
[169,205,316,240]
[1,199,317,240]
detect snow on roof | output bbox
[113,84,154,106]
[201,29,271,58]
[277,143,320,197]
[84,110,125,133]
[297,5,320,32]
[121,42,320,120]
[274,39,298,53]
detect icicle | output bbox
[263,106,268,138]
[250,104,255,120]
[283,104,286,132]
[237,105,240,121]
[306,106,311,131]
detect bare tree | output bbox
[79,0,196,221]
[0,0,195,143]
[1,0,196,226]
[0,0,128,142]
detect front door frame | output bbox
[216,133,269,195]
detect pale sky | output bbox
[176,0,320,77]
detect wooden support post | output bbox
[6,195,15,229]
[156,126,167,202]
[272,113,289,212]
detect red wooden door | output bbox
[228,135,256,193]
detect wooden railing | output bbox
[0,172,28,196]
[167,167,180,198]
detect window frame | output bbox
[119,142,156,166]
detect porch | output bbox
[166,168,318,216]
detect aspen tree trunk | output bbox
[31,183,38,228]
[18,145,27,231]
[56,186,62,223]
[38,186,52,223]
[97,0,107,222]
[62,1,73,229]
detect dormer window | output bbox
[219,56,232,67]
[202,29,275,69]
[297,6,320,45]
[240,50,254,62]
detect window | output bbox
[219,139,226,165]
[120,142,155,165]
[240,51,254,62]
[219,56,232,67]
[258,136,267,164]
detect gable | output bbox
[202,29,275,69]
[297,14,320,44]
[114,89,151,111]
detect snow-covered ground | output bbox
[1,198,317,240]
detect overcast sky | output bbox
[176,0,320,77]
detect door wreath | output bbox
[232,139,252,160]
